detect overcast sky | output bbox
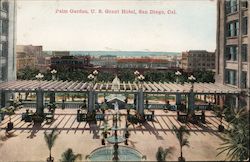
[16,0,217,52]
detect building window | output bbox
[0,43,2,57]
[0,20,2,34]
[241,71,247,89]
[225,69,237,85]
[226,0,238,14]
[242,0,248,8]
[2,43,8,57]
[242,17,248,35]
[2,20,8,35]
[225,45,238,61]
[242,44,248,62]
[227,21,239,37]
[1,1,8,12]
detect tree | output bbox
[17,66,40,80]
[156,146,174,162]
[217,108,249,161]
[173,125,190,162]
[44,129,59,162]
[60,148,82,162]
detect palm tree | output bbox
[60,148,82,162]
[213,105,225,132]
[173,125,190,162]
[156,146,173,162]
[44,129,59,162]
[217,108,249,161]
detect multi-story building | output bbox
[216,0,249,108]
[117,58,176,69]
[0,0,16,82]
[0,0,16,106]
[50,55,92,70]
[90,55,117,68]
[52,51,70,57]
[36,55,51,72]
[16,45,37,71]
[181,50,215,71]
[16,45,51,72]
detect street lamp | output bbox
[51,69,57,81]
[36,73,44,81]
[134,70,140,76]
[88,74,95,81]
[137,74,145,89]
[138,74,145,81]
[188,75,196,91]
[93,70,99,76]
[175,71,182,83]
[36,73,44,88]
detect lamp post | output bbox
[51,69,57,81]
[175,71,182,84]
[136,73,145,116]
[93,70,99,85]
[35,73,44,116]
[188,75,196,91]
[36,73,44,87]
[175,71,182,106]
[87,70,99,115]
[50,69,57,104]
[188,75,196,114]
[137,74,145,89]
[87,74,95,86]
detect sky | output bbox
[16,0,217,52]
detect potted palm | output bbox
[47,102,57,113]
[173,125,190,162]
[60,148,82,162]
[1,106,16,132]
[213,105,224,132]
[101,120,110,145]
[44,129,59,162]
[100,102,108,114]
[156,146,173,162]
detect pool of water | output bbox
[88,146,145,161]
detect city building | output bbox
[90,55,117,68]
[216,0,249,108]
[52,51,70,57]
[181,50,215,71]
[16,45,51,72]
[117,58,176,69]
[50,55,92,70]
[36,55,51,72]
[0,0,16,82]
[16,45,37,71]
[0,0,16,106]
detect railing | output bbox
[21,101,212,110]
[22,101,83,109]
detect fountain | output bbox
[87,101,146,161]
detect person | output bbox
[62,99,65,110]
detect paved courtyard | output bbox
[0,108,227,161]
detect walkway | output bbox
[0,109,228,161]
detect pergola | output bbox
[0,80,241,115]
